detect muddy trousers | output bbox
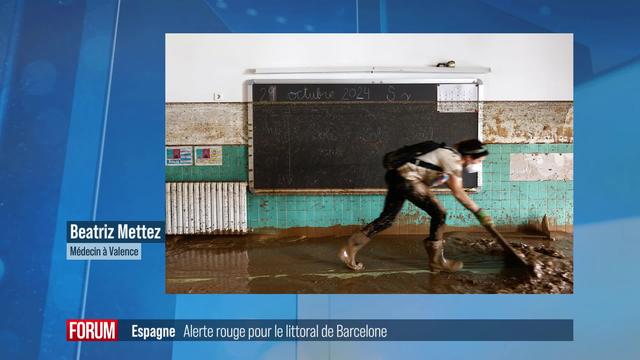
[362,170,447,241]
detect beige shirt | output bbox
[396,147,463,186]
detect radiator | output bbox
[166,182,248,235]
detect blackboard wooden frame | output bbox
[247,79,484,194]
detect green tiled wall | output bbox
[246,144,573,228]
[165,144,573,228]
[165,145,247,182]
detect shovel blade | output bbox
[485,225,534,272]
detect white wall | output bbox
[166,34,573,102]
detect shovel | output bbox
[484,225,534,273]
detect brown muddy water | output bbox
[166,231,573,294]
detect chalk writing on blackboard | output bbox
[287,87,335,101]
[252,84,433,103]
[341,86,371,101]
[258,85,277,101]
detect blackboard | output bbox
[250,82,479,192]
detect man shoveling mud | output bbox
[339,139,493,272]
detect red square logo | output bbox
[67,319,118,341]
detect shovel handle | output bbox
[484,225,530,268]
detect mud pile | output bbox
[445,232,573,294]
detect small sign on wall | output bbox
[510,153,573,181]
[437,84,478,113]
[194,146,223,166]
[166,146,193,166]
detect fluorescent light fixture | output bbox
[253,66,491,74]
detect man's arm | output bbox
[446,175,480,213]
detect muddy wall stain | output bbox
[166,102,247,145]
[483,102,573,144]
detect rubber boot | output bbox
[338,231,371,271]
[424,239,463,272]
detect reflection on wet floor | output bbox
[166,231,573,294]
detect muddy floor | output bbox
[166,231,573,294]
